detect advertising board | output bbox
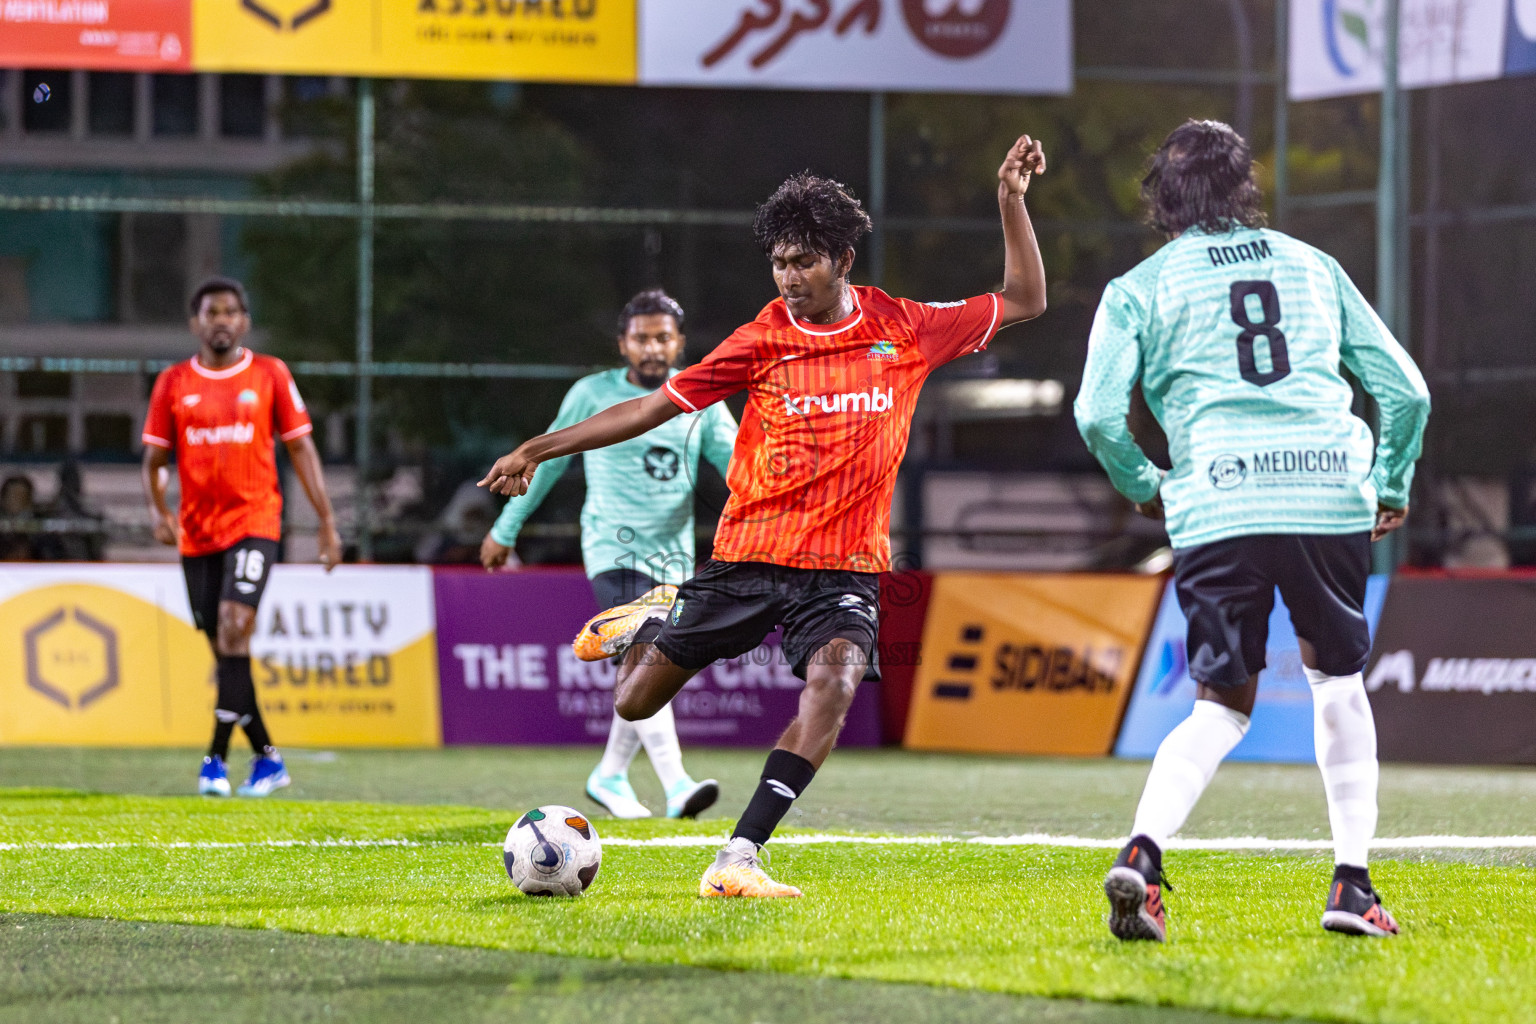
[0,0,191,71]
[249,565,441,747]
[1364,574,1536,764]
[433,567,882,747]
[1115,575,1390,763]
[904,573,1162,756]
[639,0,1071,94]
[1289,0,1515,100]
[192,0,636,82]
[0,564,441,748]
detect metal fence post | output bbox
[1373,0,1402,574]
[868,91,886,289]
[1273,0,1288,228]
[355,78,376,562]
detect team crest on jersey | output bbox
[238,389,259,405]
[671,598,685,625]
[866,339,898,361]
[644,446,680,481]
[1209,454,1248,489]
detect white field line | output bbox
[2,834,1536,853]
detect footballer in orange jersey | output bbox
[142,277,342,799]
[482,136,1048,896]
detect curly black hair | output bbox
[618,288,685,334]
[752,172,873,272]
[1141,120,1267,237]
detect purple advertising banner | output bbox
[433,567,881,746]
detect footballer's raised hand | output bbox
[998,135,1046,198]
[479,447,538,497]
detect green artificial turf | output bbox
[4,746,1534,849]
[2,790,1533,1024]
[0,914,1268,1024]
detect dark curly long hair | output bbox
[1141,120,1267,237]
[752,172,873,273]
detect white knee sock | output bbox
[1306,668,1379,868]
[1131,699,1251,849]
[634,702,690,793]
[596,713,641,778]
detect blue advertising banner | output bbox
[1508,1,1536,75]
[1114,575,1390,762]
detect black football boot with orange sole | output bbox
[1105,835,1169,943]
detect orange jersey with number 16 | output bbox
[142,350,312,557]
[664,286,1002,572]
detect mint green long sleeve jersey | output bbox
[1074,226,1430,550]
[489,368,738,584]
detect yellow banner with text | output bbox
[904,573,1164,757]
[192,0,636,82]
[0,566,440,747]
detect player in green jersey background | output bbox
[1076,121,1430,942]
[481,289,738,819]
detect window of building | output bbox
[152,74,198,136]
[0,257,28,324]
[220,74,267,137]
[85,414,134,454]
[16,415,69,454]
[21,70,71,133]
[284,76,342,138]
[88,72,135,135]
[16,372,72,399]
[121,214,188,322]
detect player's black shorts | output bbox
[182,536,280,642]
[652,559,881,682]
[1173,531,1372,689]
[590,568,663,610]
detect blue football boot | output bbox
[198,755,231,797]
[237,751,290,797]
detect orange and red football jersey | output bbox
[142,350,312,557]
[665,286,1002,572]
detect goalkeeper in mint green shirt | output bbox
[481,290,738,820]
[1076,121,1429,944]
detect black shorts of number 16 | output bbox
[182,537,280,642]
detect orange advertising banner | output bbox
[0,0,191,71]
[904,573,1164,757]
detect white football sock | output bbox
[1130,698,1251,849]
[1305,668,1379,868]
[634,702,690,793]
[595,713,642,778]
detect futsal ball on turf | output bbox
[503,805,602,896]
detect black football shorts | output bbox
[1173,531,1372,689]
[652,559,881,682]
[182,536,280,643]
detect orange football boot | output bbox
[699,837,802,898]
[572,584,677,662]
